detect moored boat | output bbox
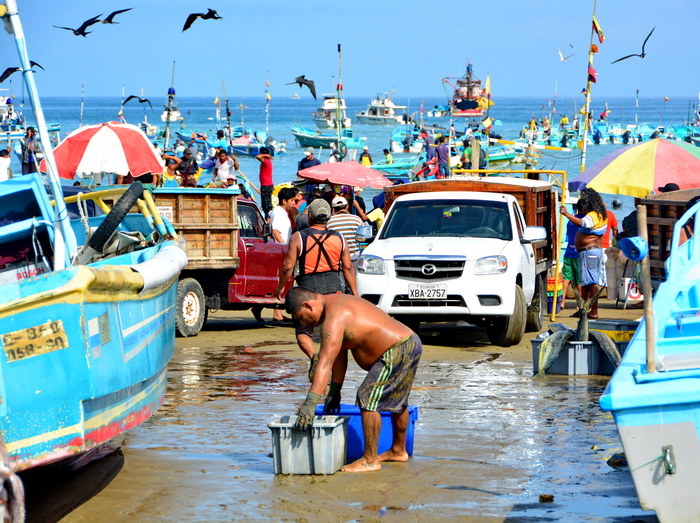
[290,124,366,150]
[312,93,351,129]
[355,93,411,125]
[599,200,700,522]
[442,63,491,119]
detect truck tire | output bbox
[525,274,545,333]
[486,285,526,347]
[176,278,206,337]
[88,182,143,252]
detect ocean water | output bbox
[9,94,700,219]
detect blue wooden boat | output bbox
[373,154,423,179]
[0,1,187,490]
[600,200,700,521]
[290,124,366,150]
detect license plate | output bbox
[2,320,69,362]
[408,284,447,299]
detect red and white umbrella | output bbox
[298,160,392,189]
[40,121,163,179]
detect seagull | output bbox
[558,47,574,62]
[286,76,316,100]
[182,9,222,32]
[101,8,133,24]
[124,95,152,109]
[611,27,656,64]
[0,61,44,83]
[53,14,102,37]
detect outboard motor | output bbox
[650,130,660,140]
[609,134,616,144]
[560,134,569,148]
[593,130,602,144]
[622,130,631,144]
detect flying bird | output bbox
[101,8,133,24]
[611,27,655,64]
[124,95,152,109]
[558,47,574,62]
[0,61,44,83]
[286,76,316,100]
[53,14,102,37]
[182,9,222,32]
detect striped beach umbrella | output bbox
[40,121,163,179]
[569,138,700,197]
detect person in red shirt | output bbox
[256,147,274,217]
[602,205,621,301]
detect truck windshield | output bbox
[380,199,512,241]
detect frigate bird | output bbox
[182,9,222,32]
[0,61,44,83]
[53,14,102,37]
[611,27,655,64]
[286,76,316,100]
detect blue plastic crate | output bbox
[315,403,419,460]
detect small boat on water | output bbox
[290,124,366,150]
[292,93,301,100]
[160,87,184,123]
[442,63,491,119]
[312,93,352,129]
[373,154,423,179]
[599,200,700,522]
[0,96,60,146]
[355,93,411,125]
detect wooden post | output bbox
[637,205,655,373]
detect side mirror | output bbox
[356,225,375,244]
[262,222,273,243]
[521,226,547,244]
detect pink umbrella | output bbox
[298,160,392,189]
[40,121,163,179]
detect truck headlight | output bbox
[358,255,385,275]
[474,255,507,275]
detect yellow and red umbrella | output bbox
[569,138,700,197]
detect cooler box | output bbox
[315,404,419,461]
[590,319,640,375]
[531,338,599,375]
[267,415,348,475]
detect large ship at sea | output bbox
[442,63,490,119]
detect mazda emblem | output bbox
[421,264,437,275]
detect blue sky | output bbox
[3,0,699,100]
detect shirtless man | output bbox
[559,187,608,318]
[286,287,421,473]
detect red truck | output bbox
[151,188,289,336]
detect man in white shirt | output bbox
[213,149,239,183]
[269,187,296,244]
[0,149,10,182]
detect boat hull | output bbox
[356,115,404,125]
[0,259,178,472]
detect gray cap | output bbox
[184,148,194,155]
[308,198,331,220]
[304,147,314,156]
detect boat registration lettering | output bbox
[2,320,69,362]
[408,284,447,299]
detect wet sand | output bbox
[23,302,659,522]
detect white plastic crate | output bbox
[267,415,348,475]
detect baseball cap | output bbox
[332,196,348,207]
[363,146,368,150]
[308,198,331,220]
[304,147,314,156]
[658,182,680,193]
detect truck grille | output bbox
[392,295,466,307]
[393,257,465,280]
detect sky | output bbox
[2,0,699,101]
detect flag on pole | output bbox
[592,15,605,44]
[214,97,219,104]
[485,75,491,96]
[664,96,670,102]
[588,65,598,83]
[266,90,272,101]
[482,117,493,130]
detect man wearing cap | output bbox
[298,147,321,174]
[275,198,357,360]
[328,195,364,264]
[177,148,199,188]
[359,146,373,167]
[203,130,228,157]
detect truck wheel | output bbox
[525,275,545,333]
[394,315,420,333]
[176,278,206,337]
[486,285,526,347]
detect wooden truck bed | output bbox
[383,177,558,272]
[151,188,240,270]
[638,188,700,282]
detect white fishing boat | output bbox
[312,93,351,129]
[355,93,411,125]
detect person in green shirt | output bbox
[383,149,393,164]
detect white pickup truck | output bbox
[356,178,557,346]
